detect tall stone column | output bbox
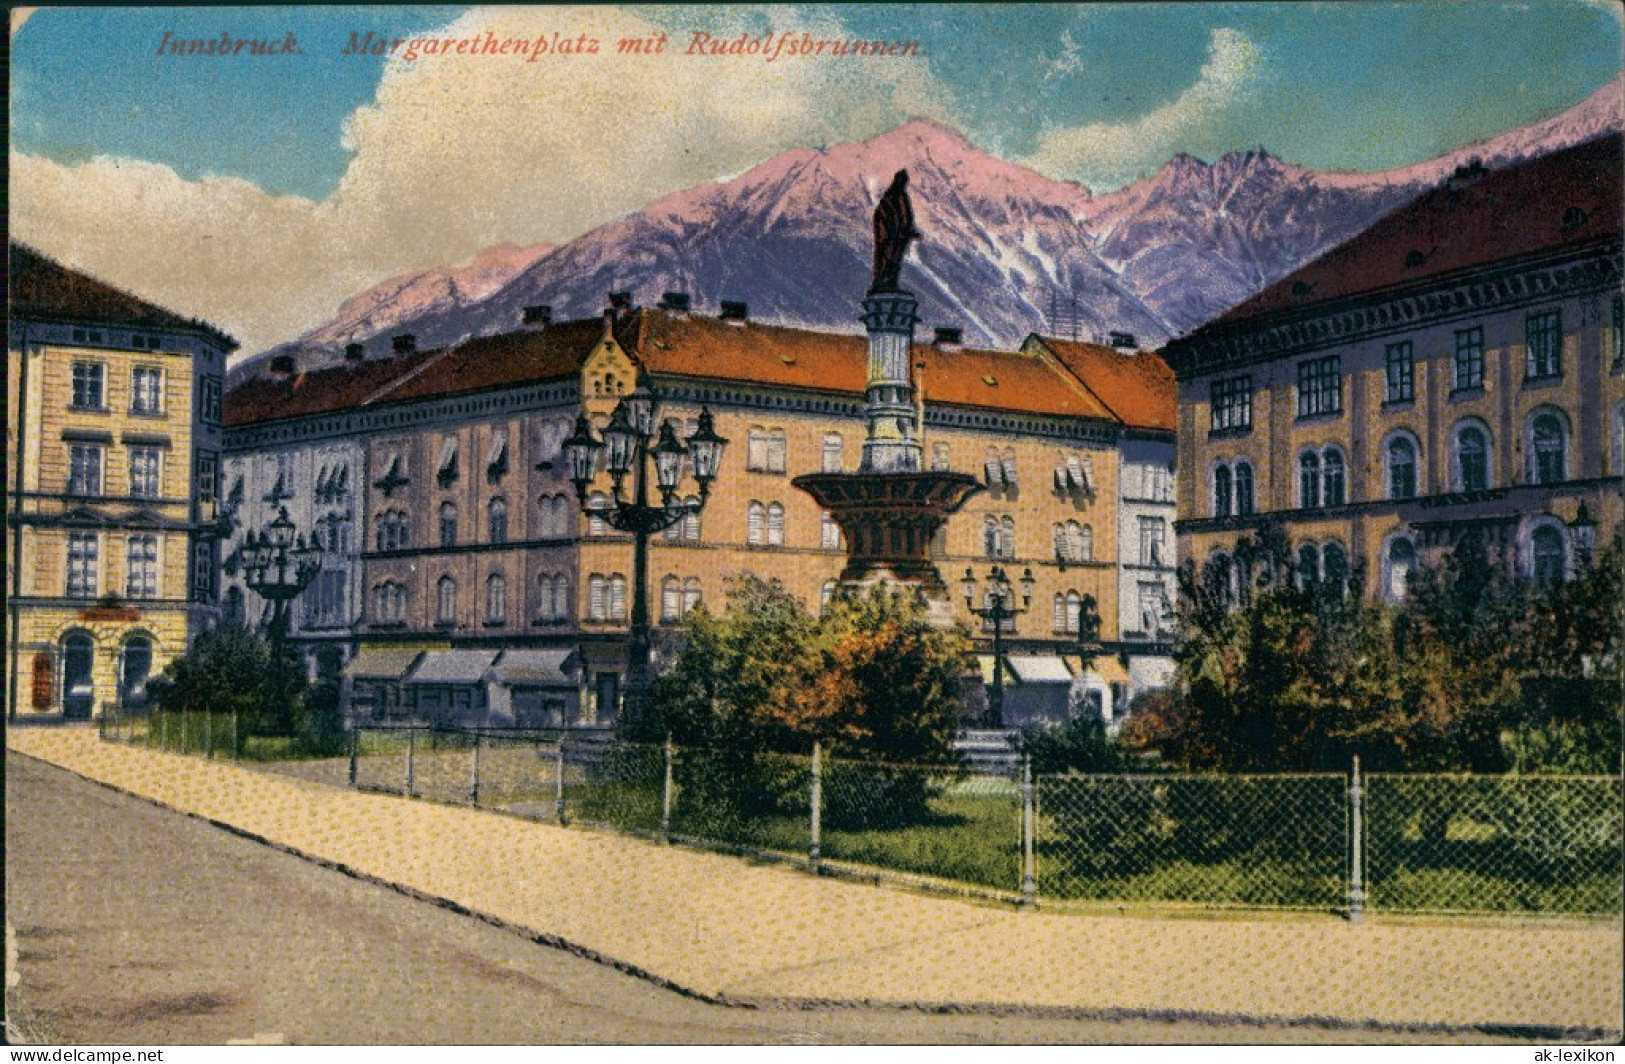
[859,292,922,474]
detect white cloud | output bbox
[1023,27,1264,191]
[11,4,951,354]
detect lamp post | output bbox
[242,505,323,733]
[562,376,727,723]
[1571,500,1598,570]
[960,564,1034,729]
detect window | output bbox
[1529,412,1566,485]
[1525,310,1562,379]
[1055,454,1091,494]
[1297,356,1341,418]
[1454,327,1484,390]
[1210,375,1252,432]
[747,428,787,473]
[1299,452,1321,509]
[1054,521,1088,564]
[131,367,163,414]
[684,578,701,617]
[1531,525,1566,587]
[661,577,682,622]
[439,503,458,547]
[120,636,153,709]
[192,541,215,602]
[1614,403,1624,477]
[1322,542,1349,593]
[820,581,837,616]
[1053,590,1085,635]
[1385,536,1416,602]
[982,589,1016,633]
[983,515,999,558]
[1139,516,1166,567]
[587,492,609,537]
[374,582,405,624]
[1000,450,1019,487]
[1138,583,1166,635]
[128,447,162,498]
[486,427,509,480]
[1296,543,1320,589]
[821,512,841,550]
[437,577,457,625]
[609,575,627,620]
[1386,436,1418,500]
[197,451,218,506]
[1213,466,1232,517]
[931,443,951,472]
[747,502,766,546]
[1385,342,1414,403]
[375,510,410,552]
[225,586,246,624]
[437,436,460,486]
[983,449,1005,488]
[588,574,607,621]
[999,517,1015,560]
[1234,462,1255,516]
[488,498,508,544]
[766,502,785,546]
[1455,424,1489,492]
[67,443,103,496]
[1322,448,1346,507]
[200,377,222,425]
[822,434,844,473]
[126,535,159,598]
[67,533,99,597]
[71,362,105,409]
[486,575,507,623]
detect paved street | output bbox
[8,754,1505,1046]
[7,729,1621,1044]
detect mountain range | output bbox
[240,76,1622,379]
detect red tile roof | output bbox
[617,309,1118,421]
[1209,133,1623,327]
[1025,336,1177,432]
[9,242,238,350]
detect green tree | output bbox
[148,623,306,743]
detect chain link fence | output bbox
[96,719,1621,917]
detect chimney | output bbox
[344,342,365,362]
[933,326,963,351]
[268,354,296,378]
[608,291,632,311]
[658,292,691,314]
[1446,158,1486,190]
[522,305,553,327]
[1108,331,1137,351]
[392,334,417,355]
[719,300,749,325]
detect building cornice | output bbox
[1162,240,1623,380]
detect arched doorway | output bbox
[120,635,154,710]
[60,631,95,719]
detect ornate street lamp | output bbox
[562,377,727,722]
[242,504,323,732]
[961,564,1034,729]
[1571,500,1598,569]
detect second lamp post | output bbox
[961,564,1034,729]
[562,375,727,722]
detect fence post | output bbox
[661,734,674,841]
[182,711,190,754]
[406,727,417,797]
[160,712,169,752]
[554,739,567,825]
[1020,755,1037,906]
[809,741,822,874]
[348,727,360,787]
[231,709,239,760]
[1348,754,1365,922]
[204,711,213,759]
[470,730,482,806]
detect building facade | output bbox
[225,300,1178,726]
[7,244,235,719]
[1162,135,1623,600]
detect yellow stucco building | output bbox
[7,244,235,719]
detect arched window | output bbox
[1386,436,1418,500]
[60,631,95,717]
[1205,551,1234,606]
[683,578,702,617]
[747,501,766,545]
[767,503,785,546]
[440,502,458,547]
[488,498,508,544]
[1322,448,1346,507]
[1080,523,1093,561]
[1299,452,1321,509]
[608,575,627,620]
[1385,536,1416,602]
[1213,465,1233,518]
[588,574,607,620]
[821,512,841,550]
[1322,542,1349,593]
[1529,411,1567,485]
[119,635,153,709]
[486,574,507,623]
[1234,461,1255,516]
[1297,543,1320,588]
[554,575,570,621]
[661,576,681,622]
[1065,590,1083,635]
[1055,521,1086,564]
[587,492,609,536]
[998,516,1015,560]
[1454,423,1490,492]
[822,434,844,473]
[1532,524,1566,587]
[1052,593,1067,633]
[983,516,999,558]
[682,497,701,542]
[437,576,457,625]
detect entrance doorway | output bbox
[61,632,95,718]
[120,636,153,710]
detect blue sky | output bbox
[10,3,1621,353]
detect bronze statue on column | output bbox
[869,169,920,295]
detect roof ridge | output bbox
[1026,335,1127,426]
